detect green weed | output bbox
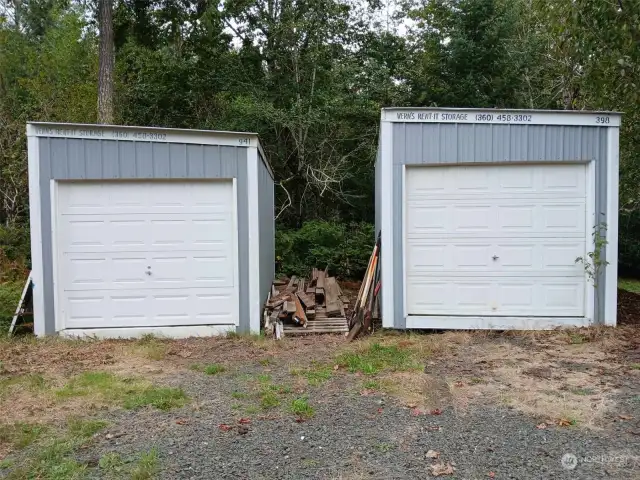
[0,422,47,450]
[231,391,248,399]
[337,343,415,375]
[67,418,109,438]
[57,371,187,410]
[123,387,187,411]
[618,278,640,294]
[290,397,314,417]
[363,380,380,390]
[631,364,640,370]
[203,364,226,375]
[260,390,281,409]
[131,447,159,480]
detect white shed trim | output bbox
[247,146,261,333]
[406,316,589,330]
[27,134,45,336]
[61,325,236,339]
[605,127,620,326]
[380,121,394,328]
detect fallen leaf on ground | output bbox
[411,408,423,416]
[618,415,634,420]
[360,389,376,396]
[377,408,383,414]
[218,424,233,432]
[238,418,251,424]
[557,418,573,427]
[175,419,188,425]
[428,462,456,476]
[333,364,340,370]
[430,409,442,416]
[536,423,547,429]
[488,472,495,478]
[453,381,464,387]
[426,425,442,431]
[295,417,306,423]
[406,402,418,409]
[426,450,440,459]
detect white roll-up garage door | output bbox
[405,163,587,317]
[55,180,237,329]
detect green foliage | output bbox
[290,397,314,417]
[337,343,415,375]
[575,223,609,288]
[0,422,47,451]
[203,364,226,375]
[276,221,374,278]
[130,448,159,480]
[618,278,640,294]
[0,281,24,330]
[56,371,188,410]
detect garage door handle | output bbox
[492,255,499,261]
[146,266,152,275]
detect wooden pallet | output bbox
[283,307,348,334]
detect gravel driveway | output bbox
[79,363,640,480]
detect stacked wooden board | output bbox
[347,233,381,341]
[263,269,349,337]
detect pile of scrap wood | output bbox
[263,268,349,338]
[347,233,381,341]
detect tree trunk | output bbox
[97,0,114,124]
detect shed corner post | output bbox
[380,117,395,329]
[26,125,46,336]
[604,125,620,326]
[246,144,262,334]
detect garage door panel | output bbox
[405,163,587,317]
[63,288,235,328]
[57,180,237,328]
[407,239,584,276]
[407,164,586,197]
[407,277,584,316]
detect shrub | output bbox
[276,220,374,279]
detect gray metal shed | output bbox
[27,122,274,338]
[375,108,621,330]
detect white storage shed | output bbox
[375,108,621,330]
[27,122,274,338]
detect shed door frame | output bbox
[401,160,596,327]
[50,178,240,332]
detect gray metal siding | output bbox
[391,123,609,327]
[37,137,250,334]
[257,152,275,312]
[393,124,605,164]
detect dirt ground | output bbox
[1,305,639,478]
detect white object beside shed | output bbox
[375,108,621,330]
[27,122,274,338]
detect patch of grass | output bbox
[0,459,14,469]
[303,365,333,386]
[631,364,640,370]
[67,418,109,438]
[260,390,281,409]
[57,371,187,410]
[203,364,226,375]
[290,397,314,417]
[123,387,187,411]
[618,278,640,294]
[231,391,248,399]
[373,442,395,452]
[363,380,380,390]
[131,447,159,480]
[0,422,47,450]
[302,459,319,467]
[243,405,260,415]
[259,358,271,366]
[0,373,48,399]
[337,343,415,375]
[257,374,272,383]
[98,451,125,473]
[569,387,595,396]
[568,333,587,345]
[0,281,23,330]
[132,334,168,360]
